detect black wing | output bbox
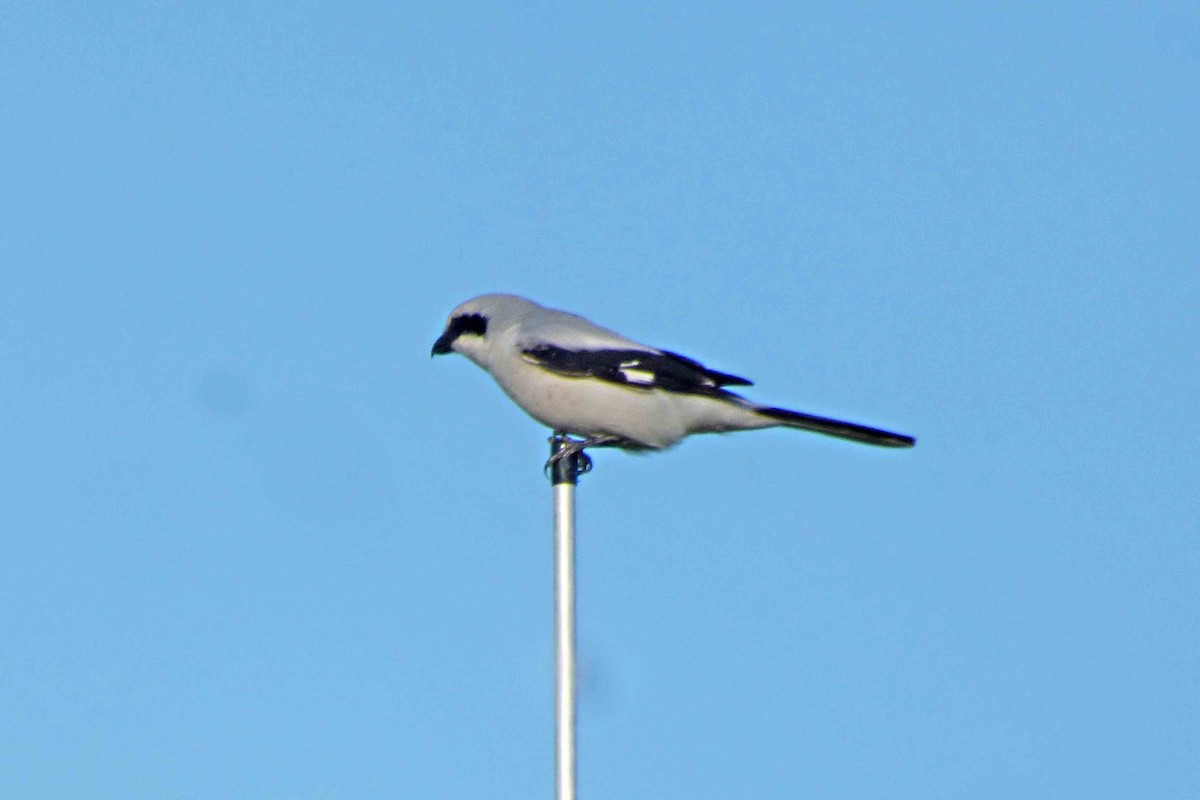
[521,344,752,396]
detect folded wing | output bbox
[521,343,752,396]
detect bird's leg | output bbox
[577,434,626,450]
[545,433,591,477]
[544,433,624,475]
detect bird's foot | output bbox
[544,432,622,478]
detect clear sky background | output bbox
[2,3,1197,798]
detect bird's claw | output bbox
[544,433,603,479]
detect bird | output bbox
[431,294,915,463]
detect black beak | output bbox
[430,331,455,357]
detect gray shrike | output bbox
[431,294,915,457]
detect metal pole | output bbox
[549,435,583,800]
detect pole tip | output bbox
[547,434,591,484]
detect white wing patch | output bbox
[618,366,656,386]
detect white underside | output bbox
[482,346,772,449]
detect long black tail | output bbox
[757,406,916,448]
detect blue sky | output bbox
[2,3,1197,798]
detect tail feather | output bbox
[757,406,916,448]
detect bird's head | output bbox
[431,294,538,365]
